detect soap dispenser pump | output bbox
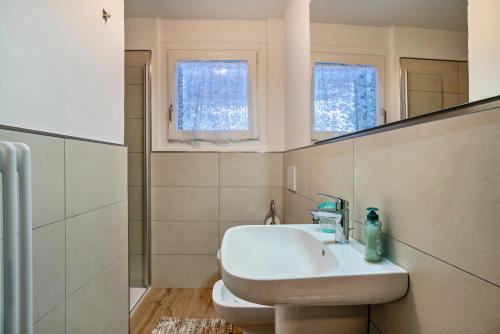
[364,207,382,262]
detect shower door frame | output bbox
[143,54,152,288]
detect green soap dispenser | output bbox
[364,207,382,262]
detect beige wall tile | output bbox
[102,306,129,334]
[66,257,128,334]
[125,118,144,153]
[440,62,459,93]
[65,140,127,217]
[125,84,144,119]
[128,153,144,187]
[151,187,219,221]
[151,153,219,187]
[129,254,144,286]
[283,148,310,197]
[0,130,65,228]
[220,187,282,222]
[407,71,442,92]
[458,62,469,94]
[282,188,292,224]
[309,140,353,204]
[66,201,128,295]
[297,196,315,224]
[34,302,65,334]
[220,153,283,187]
[129,220,144,255]
[401,59,458,93]
[283,190,315,225]
[458,93,468,104]
[125,51,151,65]
[443,93,459,108]
[33,221,65,322]
[369,322,382,334]
[408,91,442,117]
[128,186,144,221]
[152,255,218,288]
[152,221,218,255]
[125,66,145,85]
[354,108,500,285]
[350,221,364,244]
[219,221,262,244]
[371,236,500,334]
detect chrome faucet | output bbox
[264,200,277,225]
[317,193,351,243]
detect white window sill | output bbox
[154,139,283,152]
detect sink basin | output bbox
[221,224,408,306]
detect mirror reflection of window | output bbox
[313,63,378,134]
[311,53,385,141]
[309,0,469,141]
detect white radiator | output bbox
[0,142,33,334]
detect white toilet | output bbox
[212,250,275,334]
[212,280,274,334]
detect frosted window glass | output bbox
[177,60,249,131]
[313,62,378,133]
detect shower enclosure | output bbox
[400,58,469,118]
[125,50,152,311]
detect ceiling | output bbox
[125,0,467,31]
[124,0,288,20]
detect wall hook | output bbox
[102,9,111,23]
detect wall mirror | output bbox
[309,0,472,141]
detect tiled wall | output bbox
[282,140,355,226]
[282,107,500,333]
[0,129,128,334]
[150,152,283,288]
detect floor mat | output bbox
[152,317,233,334]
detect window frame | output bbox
[310,52,385,141]
[167,50,259,142]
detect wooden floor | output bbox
[130,288,243,334]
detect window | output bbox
[311,53,384,140]
[168,51,259,143]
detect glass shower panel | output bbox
[125,63,146,286]
[401,58,469,119]
[125,51,151,311]
[407,71,443,117]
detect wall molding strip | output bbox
[0,124,126,147]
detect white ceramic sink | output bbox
[221,224,408,306]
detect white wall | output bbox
[125,18,285,151]
[0,0,125,144]
[311,22,391,50]
[468,0,500,101]
[284,0,311,150]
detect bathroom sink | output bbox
[221,224,408,306]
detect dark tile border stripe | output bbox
[383,233,499,289]
[0,124,126,147]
